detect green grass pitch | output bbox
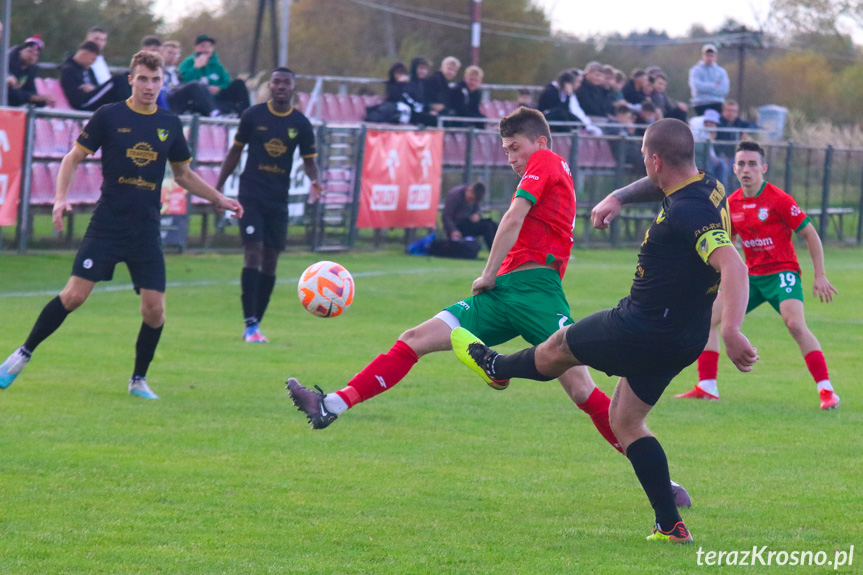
[0,247,860,574]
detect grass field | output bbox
[0,247,861,574]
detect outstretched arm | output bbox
[708,245,758,372]
[798,223,838,302]
[591,177,664,229]
[53,146,89,232]
[172,161,244,218]
[472,197,531,294]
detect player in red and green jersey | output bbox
[676,141,840,410]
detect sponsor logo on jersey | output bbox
[742,237,774,248]
[742,203,757,209]
[758,208,768,221]
[118,176,157,191]
[117,127,131,133]
[288,128,298,139]
[259,164,287,174]
[655,207,666,224]
[709,186,725,207]
[264,138,287,158]
[126,142,158,166]
[157,129,169,142]
[521,174,540,181]
[694,222,724,237]
[790,205,801,217]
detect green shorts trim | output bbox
[747,271,804,313]
[444,267,572,347]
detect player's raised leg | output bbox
[609,378,692,544]
[0,276,93,390]
[287,316,450,429]
[779,298,839,410]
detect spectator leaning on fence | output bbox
[179,34,250,116]
[688,43,730,116]
[60,41,131,112]
[6,35,55,108]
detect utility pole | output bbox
[471,0,482,66]
[719,27,763,115]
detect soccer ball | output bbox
[297,261,355,318]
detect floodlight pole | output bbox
[471,0,481,66]
[279,0,291,66]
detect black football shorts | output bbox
[72,233,166,293]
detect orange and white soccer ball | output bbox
[297,261,355,318]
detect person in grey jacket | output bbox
[688,44,729,116]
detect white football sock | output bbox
[323,393,349,414]
[698,379,719,397]
[816,380,834,392]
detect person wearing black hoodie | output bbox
[7,36,54,107]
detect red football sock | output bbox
[697,351,719,381]
[804,350,829,383]
[577,387,623,454]
[335,340,419,408]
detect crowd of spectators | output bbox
[5,27,250,116]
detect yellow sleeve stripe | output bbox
[233,138,246,147]
[170,158,193,166]
[301,153,318,159]
[695,229,732,263]
[75,142,95,155]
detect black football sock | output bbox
[491,347,555,381]
[626,436,681,531]
[255,273,276,323]
[133,323,163,379]
[23,296,71,353]
[241,268,261,326]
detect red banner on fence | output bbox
[0,109,27,227]
[357,130,443,229]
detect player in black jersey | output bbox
[216,67,323,343]
[452,119,758,544]
[0,51,243,399]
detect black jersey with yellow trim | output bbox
[76,99,192,239]
[234,101,317,202]
[622,172,730,334]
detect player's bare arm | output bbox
[472,197,531,294]
[302,157,324,203]
[708,245,759,372]
[592,177,664,229]
[172,161,244,218]
[798,224,838,303]
[215,143,244,191]
[53,145,89,233]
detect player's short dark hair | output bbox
[129,50,164,74]
[78,41,100,55]
[643,118,695,169]
[87,26,107,35]
[735,140,765,161]
[631,69,647,79]
[557,70,575,85]
[272,67,295,79]
[613,103,633,116]
[640,101,657,113]
[470,181,486,202]
[499,106,551,145]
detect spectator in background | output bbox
[622,69,650,108]
[634,101,660,136]
[537,70,577,128]
[716,100,756,142]
[7,35,55,107]
[60,41,130,111]
[689,108,728,187]
[689,43,729,115]
[649,73,688,122]
[450,65,486,127]
[84,27,111,85]
[576,61,613,118]
[141,35,161,50]
[407,56,430,110]
[611,69,627,102]
[442,181,497,249]
[609,103,645,174]
[159,40,217,116]
[567,69,603,136]
[179,35,250,116]
[516,88,534,108]
[382,61,435,126]
[425,56,460,114]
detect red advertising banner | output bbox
[0,109,27,226]
[357,130,443,229]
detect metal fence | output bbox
[3,106,862,253]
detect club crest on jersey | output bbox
[288,128,298,139]
[157,129,168,142]
[758,208,768,221]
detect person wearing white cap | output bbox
[688,43,729,116]
[7,35,55,107]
